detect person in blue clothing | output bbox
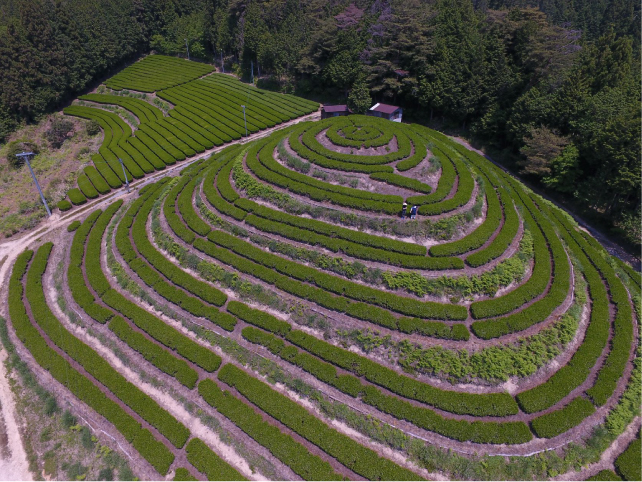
[410,205,418,219]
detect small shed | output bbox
[367,103,402,122]
[321,105,351,119]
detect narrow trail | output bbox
[0,350,32,481]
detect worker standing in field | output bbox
[410,205,418,219]
[401,201,408,218]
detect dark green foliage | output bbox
[5,140,39,168]
[586,470,622,481]
[45,117,74,148]
[86,120,101,136]
[198,379,343,480]
[61,410,76,428]
[44,396,59,416]
[216,364,424,480]
[185,438,246,481]
[8,248,174,476]
[173,468,198,481]
[80,426,94,449]
[57,200,72,211]
[67,221,81,232]
[97,468,114,481]
[530,397,596,438]
[67,188,87,206]
[615,438,641,481]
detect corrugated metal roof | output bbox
[370,103,400,114]
[322,105,350,113]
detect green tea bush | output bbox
[185,438,246,481]
[530,397,595,438]
[198,378,343,480]
[615,438,641,481]
[67,188,87,206]
[57,199,72,211]
[26,243,190,449]
[67,220,81,232]
[217,364,423,480]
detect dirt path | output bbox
[553,417,641,481]
[0,350,32,481]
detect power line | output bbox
[241,105,248,137]
[16,151,52,217]
[118,158,130,193]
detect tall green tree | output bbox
[347,76,372,114]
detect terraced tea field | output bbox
[1,63,639,481]
[57,55,318,210]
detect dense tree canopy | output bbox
[0,0,640,247]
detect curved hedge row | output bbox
[115,181,236,331]
[25,243,190,449]
[242,326,531,445]
[370,172,433,194]
[168,178,471,339]
[8,248,176,475]
[327,120,393,148]
[300,118,412,165]
[466,188,519,267]
[530,397,595,438]
[105,55,214,92]
[205,229,467,320]
[430,186,501,257]
[217,363,425,480]
[470,191,553,320]
[615,437,641,481]
[515,203,610,413]
[289,124,393,173]
[252,129,403,212]
[198,378,344,481]
[83,196,222,373]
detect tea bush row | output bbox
[8,249,175,475]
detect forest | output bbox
[0,0,639,249]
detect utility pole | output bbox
[241,105,248,137]
[251,60,254,84]
[16,152,51,217]
[257,60,260,79]
[118,158,130,193]
[221,50,225,73]
[185,38,190,60]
